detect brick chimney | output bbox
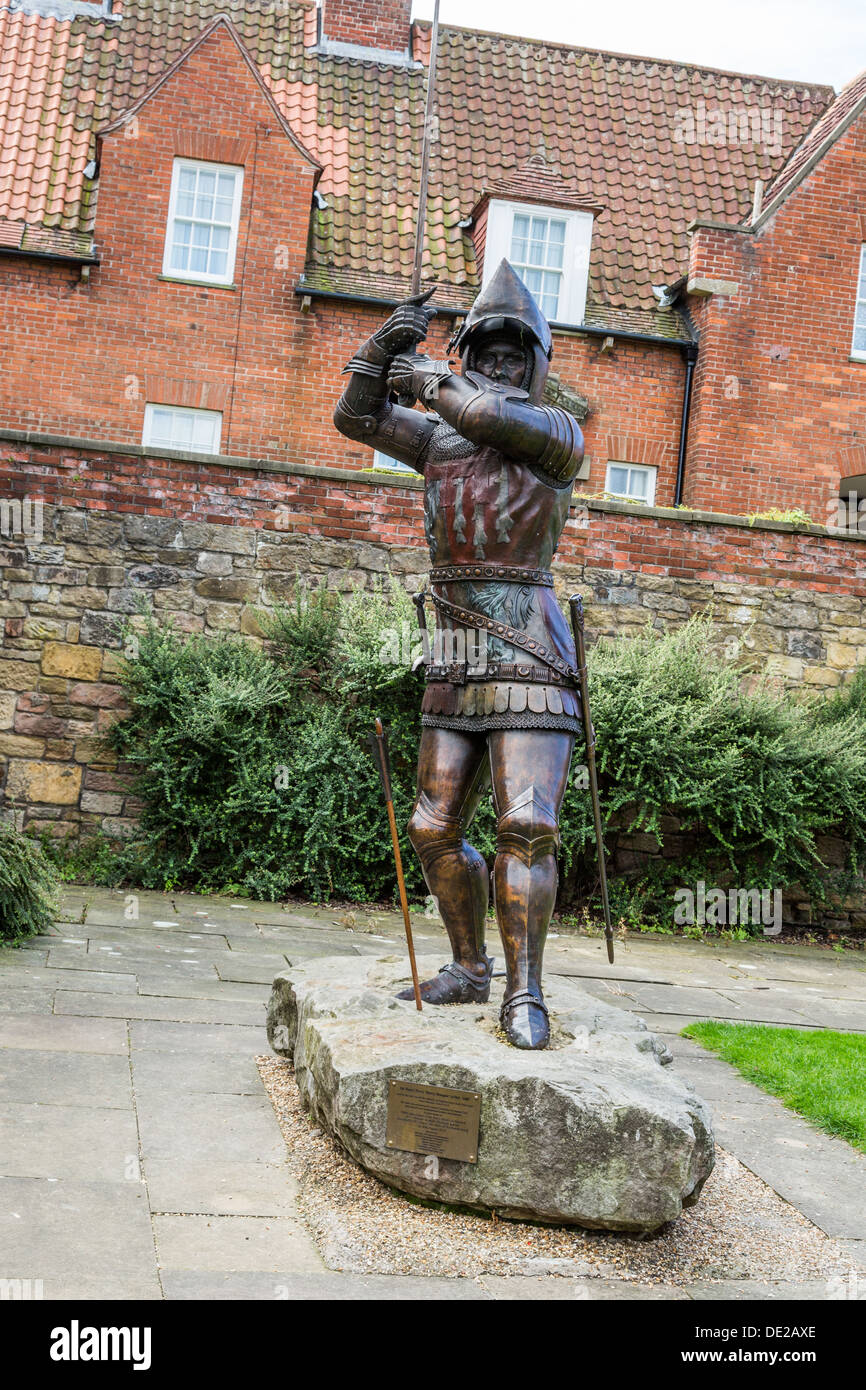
[320,0,412,56]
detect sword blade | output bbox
[410,0,441,295]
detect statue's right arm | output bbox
[332,301,438,474]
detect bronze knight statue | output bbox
[334,259,585,1050]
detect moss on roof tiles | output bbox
[0,1,837,304]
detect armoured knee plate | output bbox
[407,790,464,871]
[495,785,559,867]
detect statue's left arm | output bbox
[388,355,584,485]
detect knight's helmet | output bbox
[450,258,553,404]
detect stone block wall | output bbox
[2,438,865,887]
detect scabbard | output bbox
[568,596,615,965]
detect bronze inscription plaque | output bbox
[386,1079,481,1163]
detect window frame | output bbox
[483,199,594,326]
[851,245,866,362]
[162,158,244,287]
[142,403,223,456]
[605,461,657,506]
[372,449,416,475]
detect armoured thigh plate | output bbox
[419,420,581,734]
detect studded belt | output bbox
[425,661,571,687]
[429,563,554,587]
[430,591,578,685]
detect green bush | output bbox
[557,619,866,927]
[105,592,866,925]
[0,821,60,944]
[110,582,448,900]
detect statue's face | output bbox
[474,336,528,387]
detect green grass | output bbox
[682,1022,866,1154]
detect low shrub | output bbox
[0,820,60,944]
[97,590,866,929]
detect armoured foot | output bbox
[500,988,550,1049]
[397,953,494,1005]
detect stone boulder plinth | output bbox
[267,955,715,1232]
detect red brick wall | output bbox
[0,24,320,463]
[3,438,864,597]
[321,0,412,51]
[6,19,862,523]
[683,115,866,521]
[0,88,689,509]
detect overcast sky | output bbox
[411,0,865,90]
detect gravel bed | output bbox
[257,1055,856,1285]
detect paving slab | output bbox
[144,1159,299,1218]
[0,1176,160,1299]
[132,1049,265,1096]
[54,989,267,1026]
[0,1049,133,1109]
[0,1101,140,1181]
[223,935,314,955]
[0,987,57,1014]
[152,1214,325,1274]
[833,1242,866,1273]
[684,1280,839,1300]
[0,1012,128,1054]
[134,1091,285,1164]
[83,929,228,952]
[0,964,138,994]
[7,887,864,1303]
[630,1012,826,1036]
[135,974,271,1003]
[781,996,866,1032]
[129,1020,267,1054]
[670,1036,866,1243]
[216,960,293,985]
[479,1276,690,1300]
[160,1270,490,1299]
[705,1118,866,1241]
[579,977,816,1026]
[0,946,49,966]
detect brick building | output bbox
[0,0,865,838]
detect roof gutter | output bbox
[293,286,692,348]
[0,245,100,267]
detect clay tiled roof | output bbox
[472,155,605,216]
[763,67,866,209]
[0,0,837,318]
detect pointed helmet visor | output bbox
[452,258,553,360]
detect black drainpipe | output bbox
[674,342,698,506]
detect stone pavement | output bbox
[1,887,864,1301]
